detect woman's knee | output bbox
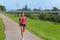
[21,26,25,32]
[21,27,23,31]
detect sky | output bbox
[0,0,60,10]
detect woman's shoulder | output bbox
[24,16,27,18]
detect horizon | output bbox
[0,0,60,10]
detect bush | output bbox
[48,14,57,22]
[30,14,39,20]
[57,15,60,23]
[39,12,58,22]
[27,13,39,20]
[26,13,31,17]
[57,18,60,23]
[39,12,49,20]
[39,13,45,20]
[0,18,5,40]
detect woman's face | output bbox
[22,12,24,17]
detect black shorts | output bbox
[20,23,26,27]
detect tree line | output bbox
[17,5,59,11]
[0,5,6,11]
[0,5,60,11]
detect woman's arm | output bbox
[25,17,27,22]
[19,17,21,24]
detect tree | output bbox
[25,5,27,11]
[0,5,6,11]
[20,5,31,11]
[44,9,50,11]
[52,7,58,11]
[20,8,25,11]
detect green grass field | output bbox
[4,13,60,40]
[0,18,5,40]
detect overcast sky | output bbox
[0,0,60,10]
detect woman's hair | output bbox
[21,12,24,16]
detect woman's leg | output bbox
[21,26,25,38]
[21,26,24,38]
[23,27,25,32]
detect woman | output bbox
[19,12,27,40]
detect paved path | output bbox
[0,13,42,40]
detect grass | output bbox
[0,18,5,40]
[3,13,60,40]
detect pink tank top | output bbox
[20,17,26,24]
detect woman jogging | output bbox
[19,12,27,40]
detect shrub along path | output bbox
[0,17,5,40]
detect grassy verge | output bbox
[3,13,60,40]
[0,18,5,40]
